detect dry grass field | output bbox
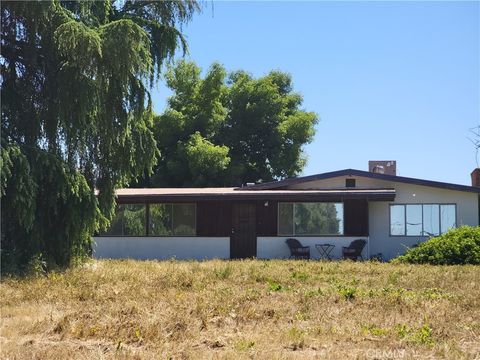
[1,259,479,359]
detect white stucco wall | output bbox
[93,237,230,260]
[286,175,479,260]
[368,182,478,260]
[257,236,368,260]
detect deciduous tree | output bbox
[147,60,318,187]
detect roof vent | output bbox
[369,160,396,176]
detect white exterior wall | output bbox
[286,175,478,260]
[257,236,368,260]
[368,182,478,260]
[93,237,230,260]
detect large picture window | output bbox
[103,204,146,236]
[150,204,196,236]
[389,204,456,237]
[278,202,344,236]
[102,203,196,236]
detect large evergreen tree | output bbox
[147,60,318,187]
[1,1,199,271]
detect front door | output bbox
[230,203,256,259]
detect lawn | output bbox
[1,260,479,359]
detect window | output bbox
[149,204,173,236]
[103,204,146,236]
[406,205,422,236]
[389,204,456,236]
[423,205,440,236]
[172,203,196,236]
[278,202,344,236]
[390,205,405,236]
[440,205,456,234]
[345,179,356,188]
[102,203,196,236]
[149,203,196,236]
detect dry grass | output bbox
[1,259,479,359]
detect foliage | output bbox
[144,60,318,187]
[149,204,173,236]
[1,1,199,271]
[394,226,480,265]
[294,203,340,235]
[122,205,146,236]
[180,132,231,187]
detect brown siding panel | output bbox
[256,200,278,236]
[196,201,231,237]
[196,199,368,237]
[344,199,369,236]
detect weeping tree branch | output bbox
[468,125,480,168]
[1,0,200,272]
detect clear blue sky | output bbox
[151,1,480,186]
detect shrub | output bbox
[395,226,480,265]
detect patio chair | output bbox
[286,238,310,260]
[342,239,366,261]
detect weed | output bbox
[291,271,309,281]
[234,339,255,351]
[304,288,324,297]
[214,265,232,279]
[361,324,389,337]
[411,323,434,345]
[285,327,305,350]
[268,281,283,292]
[395,323,435,345]
[337,284,357,300]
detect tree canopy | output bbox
[147,60,318,187]
[1,1,199,271]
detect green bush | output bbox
[395,226,480,265]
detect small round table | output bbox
[315,244,335,260]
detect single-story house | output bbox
[93,161,480,261]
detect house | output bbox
[93,161,480,261]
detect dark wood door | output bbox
[231,203,257,259]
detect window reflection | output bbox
[103,204,146,236]
[423,205,440,236]
[390,204,456,237]
[440,205,456,234]
[278,202,343,235]
[390,205,405,236]
[406,205,422,236]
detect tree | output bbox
[147,61,231,187]
[224,70,318,184]
[1,1,200,271]
[147,60,318,187]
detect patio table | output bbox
[315,244,335,260]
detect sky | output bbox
[151,1,480,186]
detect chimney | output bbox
[369,160,396,176]
[471,168,480,187]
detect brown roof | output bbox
[111,187,396,203]
[241,169,480,193]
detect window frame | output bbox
[99,202,197,237]
[277,202,345,237]
[389,203,457,237]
